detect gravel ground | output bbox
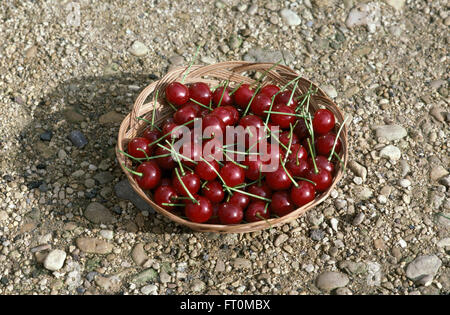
[0,0,449,295]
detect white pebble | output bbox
[377,195,387,204]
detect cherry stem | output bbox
[229,82,244,96]
[199,157,231,194]
[136,148,150,161]
[167,101,178,112]
[181,45,201,84]
[262,110,306,118]
[295,87,314,112]
[223,152,248,169]
[162,203,185,207]
[151,90,159,130]
[255,212,271,228]
[280,158,298,187]
[307,138,319,174]
[286,80,299,110]
[228,186,271,202]
[328,116,349,161]
[175,168,197,204]
[148,119,195,148]
[283,124,295,165]
[333,152,346,173]
[234,177,263,189]
[243,83,262,116]
[263,122,290,152]
[136,116,162,132]
[201,180,209,189]
[119,149,170,162]
[224,148,261,156]
[121,163,142,177]
[251,60,282,88]
[293,176,317,186]
[258,165,262,186]
[189,98,212,111]
[217,80,229,107]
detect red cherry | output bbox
[290,181,315,207]
[294,118,309,139]
[286,143,308,162]
[312,109,335,135]
[233,84,254,109]
[243,156,264,181]
[239,115,265,148]
[195,160,219,181]
[308,156,334,174]
[199,108,210,118]
[250,93,272,117]
[306,168,332,192]
[189,82,211,106]
[229,191,250,210]
[220,162,245,187]
[207,204,220,224]
[185,196,212,223]
[182,101,201,116]
[154,145,176,169]
[212,87,233,107]
[270,104,296,129]
[286,158,309,177]
[128,137,152,159]
[159,177,172,187]
[265,166,292,190]
[247,182,272,202]
[211,106,235,126]
[274,90,298,108]
[315,133,341,156]
[202,114,225,138]
[218,202,243,224]
[179,141,202,168]
[134,161,161,190]
[260,85,280,99]
[202,180,225,204]
[239,114,265,130]
[173,104,197,126]
[271,191,295,217]
[202,138,224,160]
[142,129,162,147]
[172,171,201,196]
[154,185,179,210]
[165,82,189,107]
[278,131,299,147]
[162,120,183,139]
[245,201,270,222]
[222,105,239,125]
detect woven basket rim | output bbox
[116,61,348,233]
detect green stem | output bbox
[280,159,298,187]
[293,177,317,186]
[189,98,212,111]
[162,203,185,207]
[307,138,318,174]
[217,80,229,107]
[181,45,201,84]
[227,187,271,202]
[229,82,244,96]
[121,163,142,177]
[151,90,159,130]
[148,119,195,148]
[175,168,197,203]
[328,116,349,161]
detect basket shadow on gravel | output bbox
[19,72,194,237]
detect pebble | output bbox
[374,125,407,141]
[95,274,122,293]
[353,186,373,200]
[339,261,367,275]
[437,238,450,248]
[40,131,52,141]
[131,243,147,266]
[307,211,324,226]
[115,179,154,212]
[132,268,158,285]
[84,202,116,224]
[279,9,301,26]
[430,166,448,181]
[100,230,114,240]
[366,262,382,286]
[141,284,158,295]
[191,279,206,292]
[93,172,114,184]
[346,2,381,33]
[244,47,293,64]
[68,130,88,148]
[406,255,442,282]
[352,213,365,226]
[228,35,242,50]
[233,258,252,269]
[321,85,337,98]
[399,179,411,188]
[76,237,113,254]
[430,80,446,89]
[377,195,387,204]
[274,234,289,247]
[0,211,8,221]
[159,271,171,283]
[129,41,149,57]
[335,287,353,295]
[99,111,124,124]
[380,145,401,160]
[384,0,405,11]
[430,105,445,123]
[43,249,67,271]
[439,175,450,189]
[84,178,95,189]
[58,149,67,159]
[310,229,325,241]
[330,218,338,232]
[247,4,258,15]
[316,271,349,291]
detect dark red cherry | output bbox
[165,82,189,107]
[179,141,202,168]
[286,143,308,162]
[229,191,250,210]
[239,115,265,148]
[218,202,243,224]
[220,162,245,187]
[142,129,162,148]
[189,82,211,106]
[271,191,295,217]
[154,185,179,210]
[211,106,235,126]
[306,168,332,192]
[278,131,299,147]
[128,137,152,159]
[312,109,335,135]
[250,93,272,117]
[195,160,219,181]
[265,166,292,190]
[260,85,280,99]
[274,90,298,108]
[134,161,161,190]
[294,118,309,139]
[222,105,239,125]
[315,133,341,156]
[202,114,225,138]
[308,156,334,174]
[290,181,315,207]
[270,104,296,129]
[286,158,309,177]
[154,145,176,169]
[162,120,183,139]
[172,171,201,196]
[233,84,254,109]
[245,201,270,222]
[212,87,233,107]
[202,180,225,204]
[185,196,212,223]
[243,156,264,181]
[247,182,272,202]
[182,101,201,116]
[202,138,223,161]
[174,104,197,126]
[239,114,265,130]
[159,177,172,187]
[207,204,220,224]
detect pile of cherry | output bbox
[122,80,343,225]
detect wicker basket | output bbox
[116,61,348,233]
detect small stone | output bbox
[115,179,154,212]
[444,16,450,26]
[76,237,113,254]
[95,274,122,293]
[399,179,411,188]
[373,239,385,250]
[132,268,158,285]
[215,259,225,272]
[100,230,114,240]
[366,262,382,286]
[380,145,401,160]
[307,211,324,226]
[168,54,184,66]
[353,213,365,226]
[131,243,147,266]
[430,80,446,89]
[344,86,359,98]
[406,255,442,282]
[93,172,114,184]
[279,9,301,26]
[430,166,449,181]
[348,161,367,181]
[84,202,115,224]
[353,186,373,200]
[159,271,171,283]
[384,0,405,11]
[129,41,149,57]
[64,108,85,123]
[99,111,124,125]
[201,56,216,64]
[233,258,252,269]
[417,274,434,287]
[191,279,206,292]
[43,249,67,271]
[228,35,242,50]
[374,125,407,141]
[346,2,381,33]
[321,85,337,98]
[330,218,338,232]
[68,131,88,148]
[0,211,8,221]
[58,149,67,160]
[248,4,258,15]
[141,284,158,295]
[310,229,325,241]
[339,261,367,275]
[215,1,225,9]
[244,47,293,64]
[316,271,349,291]
[377,195,387,204]
[335,287,353,295]
[274,234,289,247]
[84,179,95,189]
[40,131,53,141]
[437,238,450,248]
[25,45,38,58]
